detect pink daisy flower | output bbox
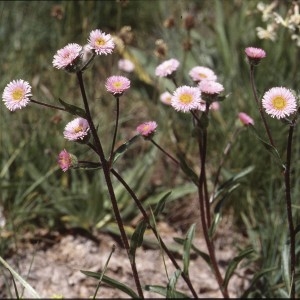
[198,80,224,95]
[88,29,115,55]
[188,66,217,82]
[155,58,180,78]
[105,76,131,96]
[57,149,77,172]
[171,85,201,113]
[160,91,172,105]
[245,47,266,65]
[118,59,135,72]
[238,112,254,126]
[52,43,82,70]
[245,47,266,59]
[2,79,32,111]
[262,87,297,119]
[136,121,158,139]
[63,117,90,141]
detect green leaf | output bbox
[173,237,211,269]
[58,98,87,118]
[129,219,147,258]
[111,135,141,164]
[80,270,139,298]
[176,153,199,186]
[209,183,240,238]
[281,241,291,294]
[240,267,277,298]
[0,256,41,298]
[145,284,190,298]
[167,269,182,298]
[222,247,254,289]
[248,125,284,169]
[183,224,196,276]
[212,166,254,202]
[153,191,172,217]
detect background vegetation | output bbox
[1,0,300,297]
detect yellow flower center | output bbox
[199,73,207,78]
[12,88,24,101]
[179,93,193,104]
[95,38,105,47]
[74,126,83,133]
[113,82,122,89]
[272,96,287,110]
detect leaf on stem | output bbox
[281,241,291,295]
[58,98,87,118]
[248,125,284,170]
[176,152,199,186]
[173,237,211,269]
[167,269,182,298]
[183,224,196,276]
[153,191,172,217]
[145,284,190,298]
[222,247,254,290]
[209,183,240,238]
[212,166,254,203]
[111,134,141,164]
[129,219,147,259]
[80,270,139,299]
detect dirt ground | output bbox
[0,214,252,299]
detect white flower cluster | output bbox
[255,1,300,46]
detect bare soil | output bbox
[0,215,252,299]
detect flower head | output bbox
[198,80,224,95]
[136,121,157,139]
[238,112,254,126]
[118,59,135,72]
[57,149,78,172]
[262,87,297,119]
[245,47,266,66]
[63,117,90,142]
[105,76,130,96]
[160,91,172,105]
[155,58,180,78]
[52,43,82,71]
[88,29,115,55]
[2,79,32,111]
[171,85,201,113]
[188,66,217,82]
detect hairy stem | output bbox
[285,124,296,299]
[197,127,229,298]
[76,71,144,298]
[249,65,274,147]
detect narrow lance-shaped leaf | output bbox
[145,284,190,298]
[209,183,240,238]
[58,98,87,118]
[129,219,147,259]
[111,134,140,164]
[81,270,139,299]
[174,237,211,269]
[183,224,196,276]
[281,241,291,294]
[176,152,199,186]
[222,248,254,290]
[248,125,284,170]
[167,269,182,298]
[153,191,172,217]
